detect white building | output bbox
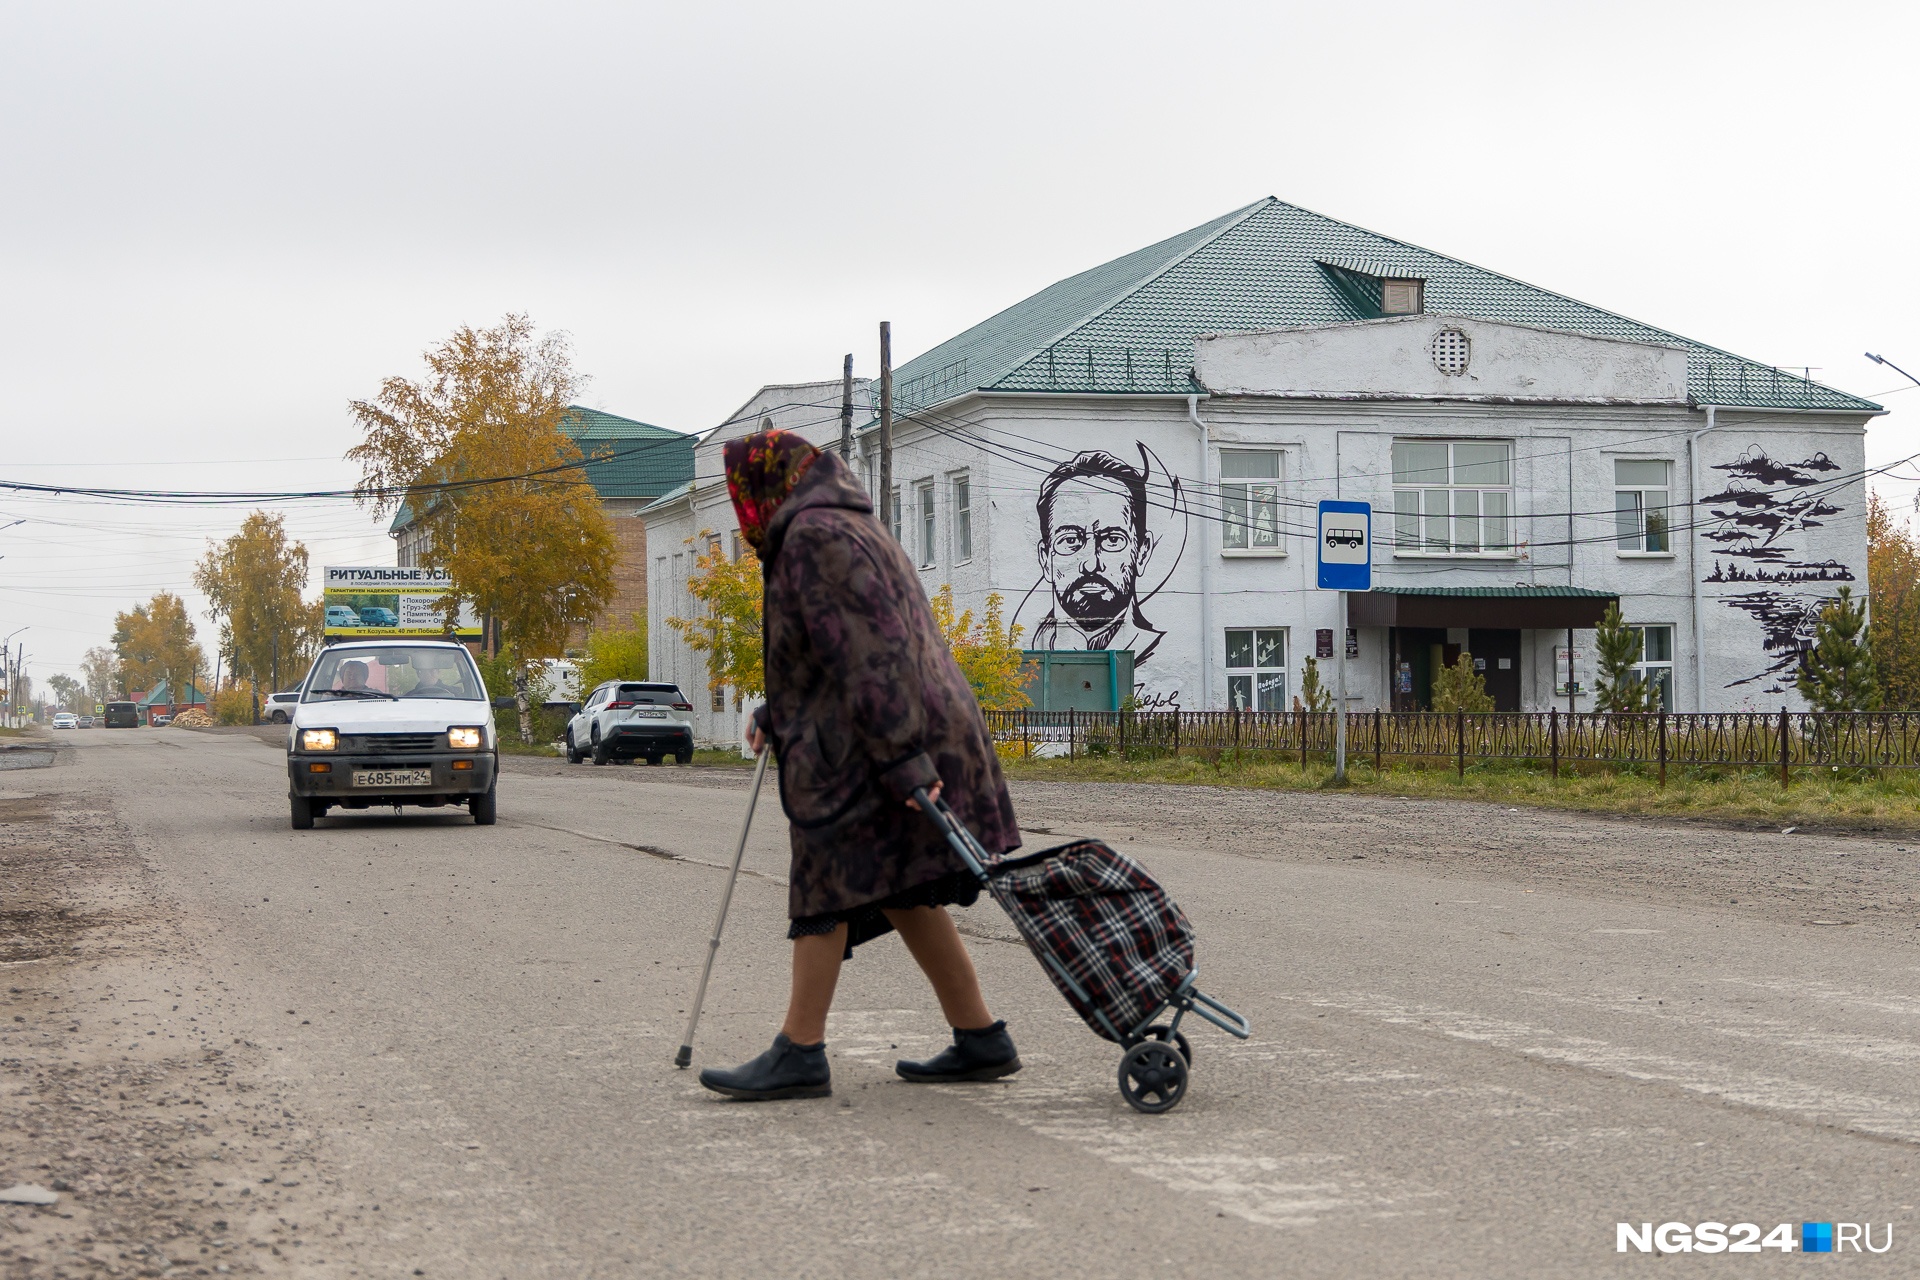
[642,380,873,745]
[647,197,1880,736]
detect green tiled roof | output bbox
[559,407,695,500]
[1369,586,1617,598]
[890,197,1880,414]
[389,407,694,531]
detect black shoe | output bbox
[896,1021,1022,1083]
[699,1033,832,1100]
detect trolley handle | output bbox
[912,788,993,885]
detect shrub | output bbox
[578,613,648,693]
[212,684,257,726]
[1431,653,1494,713]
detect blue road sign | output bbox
[1317,500,1372,591]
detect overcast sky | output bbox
[3,0,1916,689]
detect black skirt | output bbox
[788,869,982,958]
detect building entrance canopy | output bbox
[1348,586,1617,631]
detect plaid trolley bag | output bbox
[915,790,1251,1113]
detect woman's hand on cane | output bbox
[904,781,942,811]
[747,722,768,756]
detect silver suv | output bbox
[565,682,695,766]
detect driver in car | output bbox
[410,662,453,697]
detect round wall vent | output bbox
[1430,327,1471,376]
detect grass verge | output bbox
[997,749,1920,832]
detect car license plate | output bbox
[352,768,433,787]
[634,708,668,719]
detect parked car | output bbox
[358,606,398,627]
[78,714,95,728]
[285,639,498,829]
[565,681,695,765]
[103,701,139,728]
[265,690,300,723]
[325,604,361,628]
[52,712,78,729]
[150,713,173,727]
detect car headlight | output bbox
[301,728,338,752]
[448,726,484,750]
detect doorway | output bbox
[1389,627,1448,711]
[1467,629,1522,711]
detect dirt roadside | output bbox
[1,754,363,1278]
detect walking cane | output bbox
[674,746,772,1068]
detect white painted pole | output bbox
[1334,591,1348,782]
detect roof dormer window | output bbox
[1382,278,1424,315]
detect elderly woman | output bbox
[698,429,1023,1101]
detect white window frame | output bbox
[1629,623,1675,711]
[951,472,973,564]
[1614,459,1675,556]
[1219,448,1286,557]
[1391,438,1515,558]
[916,480,936,568]
[889,488,902,543]
[1224,627,1288,712]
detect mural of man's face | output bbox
[1042,479,1149,632]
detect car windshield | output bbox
[304,647,484,701]
[615,685,684,705]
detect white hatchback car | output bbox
[565,681,695,765]
[286,640,498,829]
[52,712,79,729]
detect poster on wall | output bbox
[1552,646,1592,699]
[323,567,481,638]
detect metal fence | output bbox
[982,708,1920,784]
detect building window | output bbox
[889,488,902,543]
[952,474,972,562]
[1630,624,1674,711]
[917,481,936,568]
[1382,278,1424,315]
[1220,450,1283,552]
[1391,439,1513,555]
[1615,460,1672,554]
[1225,628,1287,712]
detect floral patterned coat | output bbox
[752,453,1021,920]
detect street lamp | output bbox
[1866,352,1920,390]
[0,628,25,728]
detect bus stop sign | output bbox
[1317,500,1372,591]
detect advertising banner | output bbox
[323,566,481,638]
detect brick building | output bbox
[393,406,695,639]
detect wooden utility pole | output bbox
[878,322,893,534]
[839,353,854,461]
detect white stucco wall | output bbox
[1195,315,1692,405]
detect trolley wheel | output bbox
[1118,1040,1188,1114]
[1142,1024,1193,1067]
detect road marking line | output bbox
[1298,991,1920,1144]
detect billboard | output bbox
[323,566,481,639]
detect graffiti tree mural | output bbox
[1703,446,1853,693]
[1013,443,1188,668]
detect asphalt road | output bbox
[6,727,1919,1277]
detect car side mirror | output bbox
[492,696,516,709]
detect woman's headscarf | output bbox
[725,429,821,553]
